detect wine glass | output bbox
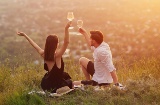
[76,20,83,35]
[77,20,83,28]
[67,12,74,29]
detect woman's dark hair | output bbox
[90,31,103,44]
[44,35,58,61]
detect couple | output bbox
[17,21,122,93]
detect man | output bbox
[74,28,123,88]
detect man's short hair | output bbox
[90,30,103,44]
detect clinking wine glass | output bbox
[67,12,74,29]
[77,20,83,28]
[77,20,83,35]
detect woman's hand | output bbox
[17,32,26,36]
[17,31,44,57]
[65,21,72,29]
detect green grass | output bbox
[0,57,160,105]
[5,92,45,105]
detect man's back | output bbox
[92,42,116,83]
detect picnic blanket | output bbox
[28,86,74,97]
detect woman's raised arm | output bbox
[56,21,71,57]
[17,32,44,57]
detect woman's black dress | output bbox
[41,58,72,93]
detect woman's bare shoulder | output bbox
[55,51,62,59]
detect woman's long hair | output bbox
[44,35,58,61]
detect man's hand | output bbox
[17,32,26,36]
[78,28,87,35]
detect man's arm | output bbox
[78,28,91,48]
[110,70,118,84]
[98,50,118,84]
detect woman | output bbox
[17,21,73,93]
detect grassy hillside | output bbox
[0,57,160,105]
[0,0,160,104]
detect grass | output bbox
[0,57,160,105]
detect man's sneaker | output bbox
[113,83,125,90]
